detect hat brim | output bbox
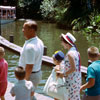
[61,34,74,46]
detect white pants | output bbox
[29,71,42,90]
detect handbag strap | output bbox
[56,77,67,88]
[78,52,81,72]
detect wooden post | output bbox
[9,35,14,43]
[88,60,92,66]
[43,46,47,55]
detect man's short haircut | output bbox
[25,20,37,31]
[15,66,25,80]
[87,46,99,58]
[0,46,5,55]
[0,46,5,53]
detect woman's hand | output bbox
[54,65,60,71]
[56,71,64,78]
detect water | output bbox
[1,20,100,94]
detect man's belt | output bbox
[31,69,41,73]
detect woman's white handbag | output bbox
[43,69,68,100]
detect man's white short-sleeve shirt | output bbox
[19,36,44,72]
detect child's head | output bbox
[15,66,25,80]
[0,46,5,59]
[53,51,64,65]
[87,46,99,60]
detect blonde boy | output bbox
[80,46,100,100]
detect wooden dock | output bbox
[0,36,87,74]
[5,82,53,100]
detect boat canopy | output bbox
[0,6,15,10]
[0,6,16,19]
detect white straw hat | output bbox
[61,32,76,46]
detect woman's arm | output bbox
[56,52,76,78]
[64,52,76,75]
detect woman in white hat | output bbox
[56,32,81,100]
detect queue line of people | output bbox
[0,20,100,100]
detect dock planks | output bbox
[0,36,87,74]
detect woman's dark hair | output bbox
[15,66,26,80]
[60,35,69,44]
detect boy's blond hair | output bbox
[87,46,99,58]
[0,46,5,56]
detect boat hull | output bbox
[1,19,15,25]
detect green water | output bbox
[1,20,100,93]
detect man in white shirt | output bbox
[19,20,44,100]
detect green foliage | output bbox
[40,0,89,28]
[18,0,25,7]
[71,15,91,31]
[18,0,33,7]
[84,14,100,34]
[1,0,17,6]
[40,0,68,22]
[40,0,56,20]
[17,0,43,19]
[40,0,100,31]
[55,7,67,21]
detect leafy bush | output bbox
[40,0,100,32]
[71,15,91,31]
[55,7,67,22]
[40,0,56,20]
[84,14,100,34]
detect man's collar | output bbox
[25,36,37,43]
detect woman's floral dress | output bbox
[64,47,81,100]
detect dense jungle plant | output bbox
[84,13,100,34]
[18,0,43,19]
[40,0,56,21]
[40,0,68,20]
[71,15,91,31]
[0,0,17,6]
[40,0,93,29]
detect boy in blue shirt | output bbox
[80,46,100,100]
[10,67,35,100]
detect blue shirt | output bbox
[85,60,100,96]
[10,80,35,100]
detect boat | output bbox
[0,6,16,24]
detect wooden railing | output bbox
[0,36,87,74]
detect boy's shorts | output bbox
[0,82,7,96]
[82,94,100,100]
